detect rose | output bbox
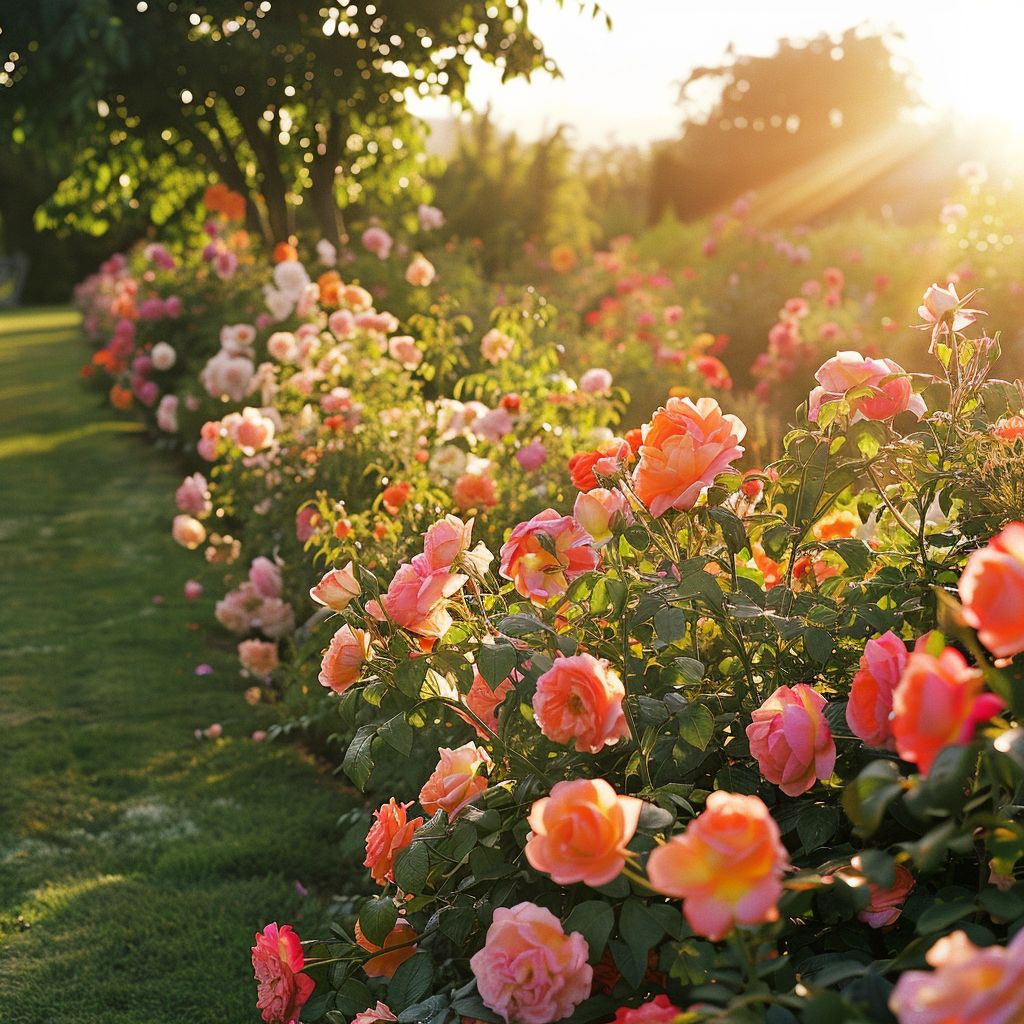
[249,556,283,599]
[469,902,592,1024]
[958,522,1024,659]
[272,260,311,302]
[858,862,915,928]
[452,472,498,511]
[525,779,642,887]
[647,791,791,941]
[352,1002,397,1024]
[200,350,255,402]
[251,922,315,1024]
[309,562,360,612]
[361,226,393,259]
[318,624,372,693]
[891,646,1004,774]
[480,328,515,364]
[579,367,613,394]
[516,439,547,471]
[156,394,178,432]
[499,509,599,604]
[150,341,176,370]
[462,670,515,737]
[533,653,630,754]
[175,472,211,516]
[632,397,746,517]
[418,515,474,573]
[613,996,684,1024]
[388,335,423,370]
[747,683,836,796]
[229,407,276,455]
[807,351,926,423]
[363,798,423,885]
[253,597,295,640]
[367,561,467,639]
[172,514,206,550]
[917,283,980,331]
[418,742,491,819]
[846,631,908,749]
[568,437,632,490]
[238,639,280,679]
[405,254,436,286]
[889,929,1024,1024]
[267,332,298,364]
[417,203,445,230]
[573,487,631,547]
[356,920,417,978]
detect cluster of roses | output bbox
[251,284,1023,1024]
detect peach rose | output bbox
[172,514,206,550]
[480,328,515,364]
[405,254,436,287]
[310,562,360,612]
[807,351,925,423]
[533,653,630,754]
[352,1002,397,1024]
[356,919,417,978]
[646,791,790,941]
[632,397,746,517]
[891,646,1004,774]
[452,472,498,511]
[318,624,372,693]
[251,922,315,1024]
[846,631,908,749]
[418,742,491,820]
[367,561,467,639]
[958,522,1024,659]
[746,684,836,797]
[363,798,423,886]
[230,407,276,454]
[388,335,423,370]
[469,902,592,1024]
[499,509,599,605]
[525,778,642,887]
[573,487,632,547]
[462,670,516,737]
[238,639,279,679]
[889,929,1024,1024]
[419,515,474,573]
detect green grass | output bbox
[0,309,360,1023]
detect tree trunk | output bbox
[310,112,344,249]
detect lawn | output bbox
[0,309,359,1023]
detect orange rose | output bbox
[418,742,491,820]
[274,241,298,264]
[632,397,746,517]
[452,472,498,511]
[568,438,632,491]
[532,653,629,754]
[109,384,134,410]
[646,791,790,941]
[993,414,1024,441]
[317,270,343,307]
[550,244,578,273]
[525,779,642,887]
[846,630,907,749]
[356,919,417,979]
[891,646,1004,774]
[813,509,860,541]
[363,798,423,885]
[958,522,1024,659]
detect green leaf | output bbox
[663,657,705,687]
[843,760,903,836]
[393,842,429,893]
[343,725,377,790]
[387,953,433,1011]
[915,898,976,935]
[796,804,839,854]
[804,626,835,665]
[609,939,646,988]
[358,897,399,946]
[676,703,715,750]
[591,576,627,618]
[618,900,668,954]
[623,524,650,550]
[395,657,429,698]
[498,614,550,637]
[334,979,373,1015]
[477,642,517,687]
[379,716,413,757]
[563,900,615,962]
[710,505,747,554]
[654,606,687,645]
[857,849,896,889]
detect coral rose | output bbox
[632,397,746,517]
[463,670,516,737]
[891,646,1004,774]
[889,929,1024,1024]
[846,631,908,749]
[569,437,632,490]
[499,509,599,605]
[857,862,915,928]
[318,624,372,693]
[452,472,498,511]
[367,560,467,639]
[418,742,491,820]
[807,351,925,423]
[364,798,423,885]
[419,515,474,573]
[469,902,592,1024]
[646,791,790,941]
[251,922,315,1024]
[525,778,642,887]
[958,522,1024,659]
[533,653,630,754]
[310,562,360,612]
[356,919,417,978]
[613,996,683,1024]
[746,684,836,797]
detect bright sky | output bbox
[410,0,1024,148]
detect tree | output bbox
[650,28,921,223]
[2,1,593,248]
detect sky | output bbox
[408,0,1024,148]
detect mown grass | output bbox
[0,309,360,1023]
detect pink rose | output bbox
[405,254,436,287]
[418,741,491,819]
[352,1002,397,1024]
[515,439,548,471]
[361,226,393,259]
[469,902,592,1024]
[267,331,298,364]
[318,624,372,693]
[808,351,925,423]
[573,487,631,547]
[156,394,179,433]
[480,328,514,364]
[200,350,255,402]
[251,922,315,1024]
[917,282,981,332]
[499,509,599,605]
[418,515,474,573]
[172,514,206,550]
[249,556,283,599]
[328,308,356,339]
[253,597,295,640]
[310,562,360,612]
[579,367,613,394]
[150,341,177,370]
[417,203,445,230]
[239,639,280,678]
[533,653,630,754]
[746,683,836,796]
[387,335,423,370]
[889,929,1024,1024]
[183,579,204,601]
[613,996,684,1024]
[176,472,211,516]
[229,407,276,455]
[846,630,908,749]
[367,561,467,639]
[958,522,1024,659]
[858,862,915,928]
